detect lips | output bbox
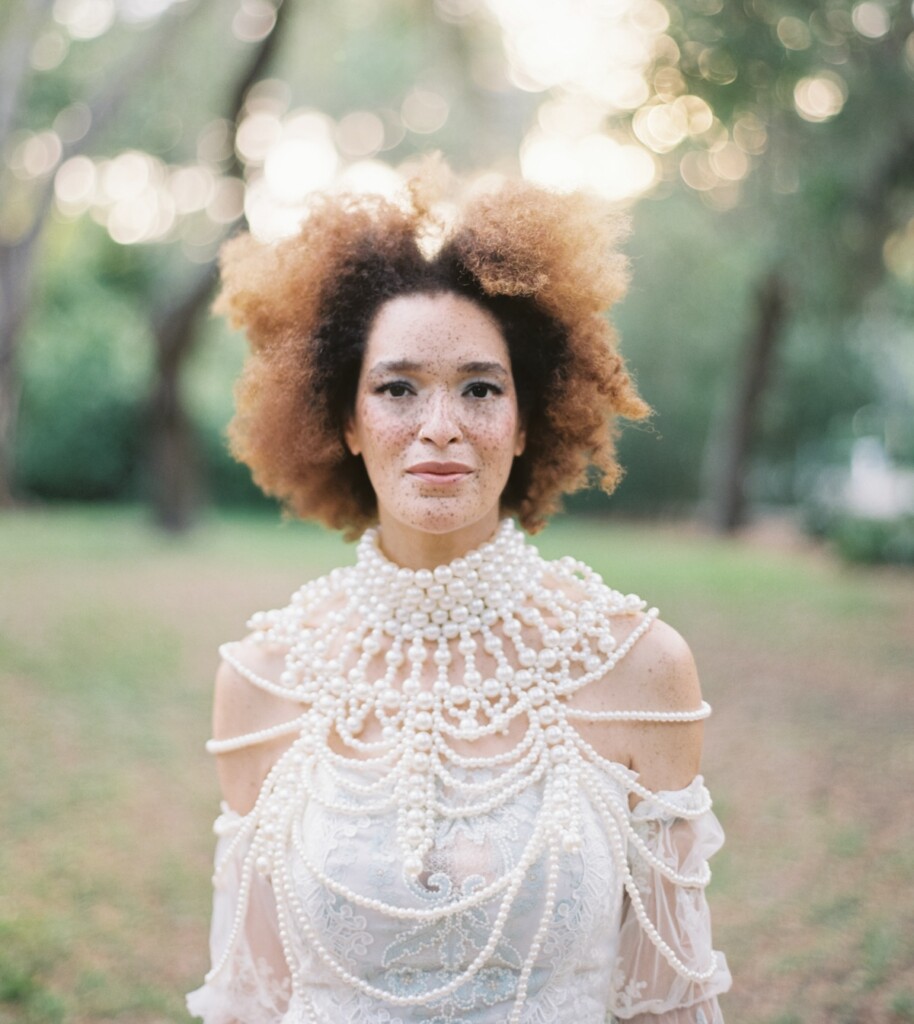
[407,461,473,485]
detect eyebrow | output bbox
[366,360,510,378]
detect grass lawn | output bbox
[1,506,913,1023]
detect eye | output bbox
[464,382,503,399]
[376,381,414,398]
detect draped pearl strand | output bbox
[204,519,718,1013]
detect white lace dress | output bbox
[187,523,731,1023]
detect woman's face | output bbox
[344,292,526,567]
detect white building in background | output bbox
[838,437,914,520]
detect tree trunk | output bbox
[0,235,40,506]
[705,270,788,533]
[0,0,56,506]
[143,0,291,530]
[147,266,217,531]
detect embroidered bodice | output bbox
[187,521,731,1023]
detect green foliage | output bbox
[182,315,275,508]
[15,226,152,501]
[608,192,765,510]
[862,925,902,991]
[5,0,914,522]
[829,515,914,565]
[891,991,914,1020]
[0,919,66,1023]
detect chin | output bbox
[392,500,498,538]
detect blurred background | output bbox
[2,0,914,548]
[1,0,913,1022]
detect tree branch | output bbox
[221,0,291,180]
[0,0,56,151]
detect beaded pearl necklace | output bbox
[207,519,717,1019]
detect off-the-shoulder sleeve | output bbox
[186,805,291,1023]
[609,777,732,1023]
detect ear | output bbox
[514,422,527,458]
[344,417,361,457]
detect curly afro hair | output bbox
[215,164,650,537]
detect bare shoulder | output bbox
[608,614,703,714]
[212,634,302,816]
[572,614,706,797]
[213,635,293,742]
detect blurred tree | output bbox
[1,0,522,527]
[650,0,914,528]
[0,0,195,506]
[145,0,291,531]
[6,0,912,533]
[15,248,151,501]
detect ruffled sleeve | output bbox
[186,804,291,1024]
[609,777,732,1023]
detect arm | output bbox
[609,621,731,1022]
[187,646,299,1023]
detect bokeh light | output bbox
[235,110,283,166]
[794,72,847,122]
[537,97,606,139]
[485,0,668,111]
[883,217,914,282]
[733,114,768,155]
[263,135,338,204]
[633,102,688,153]
[709,142,749,182]
[337,160,403,197]
[53,103,92,145]
[119,0,190,22]
[53,0,116,40]
[14,131,63,179]
[679,150,717,191]
[336,112,386,158]
[777,16,812,50]
[30,30,69,71]
[400,89,450,135]
[170,165,216,214]
[520,129,656,201]
[632,96,714,154]
[206,177,246,225]
[378,109,407,151]
[54,156,97,216]
[484,0,728,199]
[197,119,235,164]
[698,47,738,85]
[31,0,863,244]
[434,0,483,22]
[232,0,278,43]
[852,2,891,39]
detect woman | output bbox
[187,167,732,1023]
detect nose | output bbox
[419,390,461,447]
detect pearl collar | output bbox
[207,518,718,1012]
[231,518,695,874]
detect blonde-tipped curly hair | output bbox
[215,164,649,537]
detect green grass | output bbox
[2,506,913,1022]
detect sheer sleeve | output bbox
[609,777,732,1023]
[186,804,292,1024]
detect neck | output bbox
[375,511,504,570]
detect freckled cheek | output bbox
[468,410,520,456]
[357,404,414,455]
